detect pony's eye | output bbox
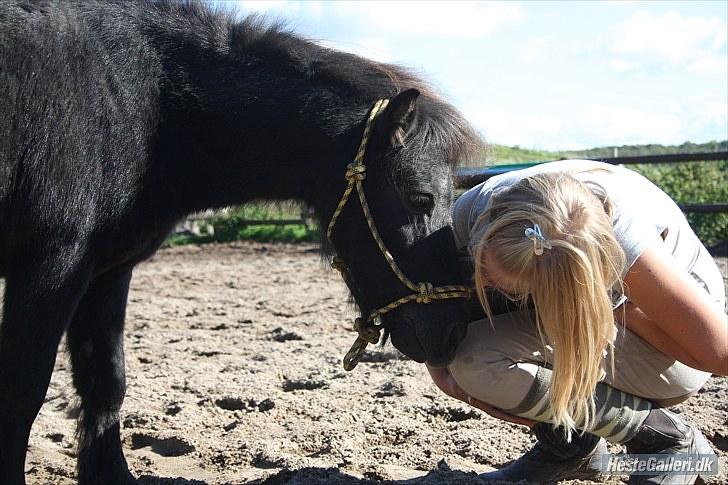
[407,192,434,215]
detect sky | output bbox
[215,1,727,151]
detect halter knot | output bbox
[353,317,381,344]
[416,282,434,304]
[345,163,366,182]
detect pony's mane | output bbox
[146,0,483,166]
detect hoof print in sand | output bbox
[708,431,728,451]
[130,433,195,457]
[214,396,274,412]
[215,396,254,411]
[359,350,407,363]
[375,380,407,398]
[258,398,275,412]
[269,327,304,342]
[251,450,287,469]
[164,402,183,416]
[46,432,65,443]
[282,378,329,392]
[429,405,481,422]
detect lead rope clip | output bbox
[342,317,382,371]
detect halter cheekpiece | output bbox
[327,99,472,371]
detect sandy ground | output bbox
[11,243,727,484]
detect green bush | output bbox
[628,161,728,248]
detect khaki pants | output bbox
[449,312,712,411]
[449,247,724,411]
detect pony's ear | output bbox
[383,88,420,147]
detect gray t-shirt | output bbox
[453,160,707,304]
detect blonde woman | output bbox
[428,159,727,484]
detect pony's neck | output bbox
[145,20,369,221]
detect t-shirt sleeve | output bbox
[452,183,493,286]
[452,186,479,253]
[611,209,666,279]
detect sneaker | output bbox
[624,408,717,485]
[479,423,606,484]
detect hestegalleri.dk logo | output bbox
[598,454,718,475]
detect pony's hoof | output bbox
[78,465,138,485]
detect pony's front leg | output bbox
[0,255,91,485]
[67,269,137,485]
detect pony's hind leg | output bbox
[66,269,137,485]
[0,255,91,485]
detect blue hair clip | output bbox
[524,223,552,255]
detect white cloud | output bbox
[681,94,728,134]
[461,104,564,149]
[332,1,526,38]
[521,37,550,65]
[223,0,526,36]
[319,37,394,63]
[609,10,727,74]
[520,35,599,69]
[225,1,325,20]
[608,58,639,73]
[461,100,727,151]
[687,55,728,75]
[577,104,684,145]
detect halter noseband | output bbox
[327,99,472,371]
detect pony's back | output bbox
[0,1,161,245]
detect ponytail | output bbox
[471,172,625,436]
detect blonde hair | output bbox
[472,171,626,435]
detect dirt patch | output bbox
[18,243,728,484]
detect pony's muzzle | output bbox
[387,309,468,368]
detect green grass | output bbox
[166,202,319,246]
[470,144,559,166]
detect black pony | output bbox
[0,1,481,483]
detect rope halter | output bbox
[326,99,472,371]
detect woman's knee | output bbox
[449,356,543,410]
[449,314,548,410]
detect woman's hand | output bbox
[426,365,536,427]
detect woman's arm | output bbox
[614,302,708,370]
[620,246,728,375]
[426,365,536,427]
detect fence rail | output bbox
[455,151,728,215]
